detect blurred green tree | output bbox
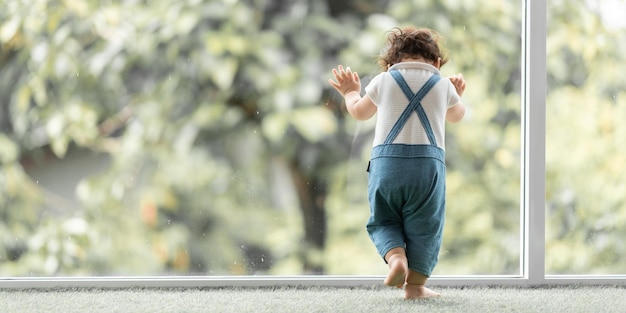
[1,0,624,277]
[0,0,392,275]
[545,0,626,274]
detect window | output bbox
[545,0,626,275]
[1,0,625,287]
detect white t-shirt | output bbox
[365,62,461,149]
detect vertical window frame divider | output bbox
[523,0,547,286]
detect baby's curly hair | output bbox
[377,27,449,71]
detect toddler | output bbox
[329,26,466,299]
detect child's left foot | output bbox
[384,255,408,288]
[404,284,441,299]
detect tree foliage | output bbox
[1,0,624,276]
[545,0,626,274]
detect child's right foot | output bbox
[383,255,408,288]
[404,284,441,299]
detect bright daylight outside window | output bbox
[546,0,626,275]
[1,0,522,278]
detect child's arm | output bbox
[446,102,465,123]
[329,65,377,121]
[446,73,466,123]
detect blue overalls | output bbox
[366,70,446,277]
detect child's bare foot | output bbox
[404,283,441,299]
[384,254,408,288]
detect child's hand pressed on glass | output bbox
[329,65,361,96]
[328,65,377,121]
[448,73,466,97]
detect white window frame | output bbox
[1,0,625,289]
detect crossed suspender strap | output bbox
[383,70,441,146]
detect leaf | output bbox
[290,107,337,142]
[261,112,290,143]
[176,12,198,34]
[0,134,19,164]
[46,114,65,138]
[211,57,238,90]
[16,86,31,113]
[50,136,69,158]
[0,16,20,42]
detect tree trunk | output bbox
[289,163,328,274]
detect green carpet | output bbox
[2,286,625,313]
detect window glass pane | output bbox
[1,0,521,277]
[546,0,626,274]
